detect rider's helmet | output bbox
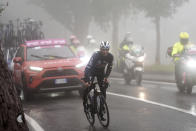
[126,37,133,45]
[29,18,35,23]
[124,32,131,40]
[179,32,189,45]
[100,41,110,50]
[70,35,77,42]
[72,39,80,46]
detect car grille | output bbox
[38,78,82,89]
[42,69,78,78]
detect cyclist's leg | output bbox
[83,76,94,104]
[97,75,106,98]
[97,75,107,121]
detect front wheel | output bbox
[97,95,110,128]
[84,94,95,126]
[135,71,142,86]
[124,73,131,85]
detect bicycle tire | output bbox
[84,94,95,126]
[97,95,110,128]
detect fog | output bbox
[1,0,196,64]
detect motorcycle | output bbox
[175,46,196,94]
[123,44,146,85]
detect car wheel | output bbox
[23,88,34,102]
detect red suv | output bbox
[13,39,85,100]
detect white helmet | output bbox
[100,41,110,50]
[126,37,133,43]
[86,35,93,40]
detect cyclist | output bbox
[82,41,113,120]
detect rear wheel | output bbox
[22,76,34,102]
[84,94,95,126]
[23,88,34,102]
[97,95,110,128]
[124,74,131,85]
[177,84,185,93]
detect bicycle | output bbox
[83,80,110,128]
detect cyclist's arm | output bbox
[105,54,114,79]
[172,43,179,57]
[84,52,98,82]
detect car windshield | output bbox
[27,45,75,61]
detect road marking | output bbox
[107,92,196,116]
[25,114,45,131]
[110,77,175,85]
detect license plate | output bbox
[55,79,67,84]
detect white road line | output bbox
[25,114,44,131]
[107,92,196,117]
[110,77,175,85]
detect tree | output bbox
[0,2,29,131]
[91,0,134,56]
[31,0,134,51]
[133,0,189,64]
[31,0,93,43]
[0,51,29,130]
[134,0,189,64]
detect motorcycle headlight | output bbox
[187,60,196,68]
[137,56,145,62]
[29,66,43,72]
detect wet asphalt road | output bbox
[23,77,196,131]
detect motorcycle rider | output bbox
[82,41,114,120]
[118,33,134,72]
[172,32,194,86]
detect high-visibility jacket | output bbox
[122,45,130,51]
[172,42,193,61]
[70,45,77,54]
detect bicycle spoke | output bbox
[97,95,110,128]
[84,94,95,126]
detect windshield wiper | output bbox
[31,55,46,60]
[43,55,67,59]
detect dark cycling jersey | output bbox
[84,51,113,82]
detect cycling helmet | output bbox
[100,41,110,50]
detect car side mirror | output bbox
[13,57,22,64]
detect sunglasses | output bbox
[101,48,109,51]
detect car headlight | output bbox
[187,60,196,68]
[29,66,43,72]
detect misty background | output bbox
[1,0,196,65]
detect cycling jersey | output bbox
[84,51,113,82]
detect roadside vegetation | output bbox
[144,64,174,74]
